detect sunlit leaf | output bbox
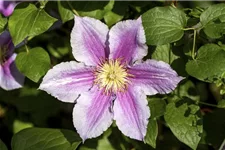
[15,47,51,82]
[142,6,187,45]
[9,3,57,45]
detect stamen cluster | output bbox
[94,59,130,93]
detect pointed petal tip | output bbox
[71,15,108,66]
[109,18,147,64]
[38,61,94,103]
[113,87,150,142]
[73,88,113,141]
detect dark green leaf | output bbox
[148,98,166,118]
[11,128,81,150]
[13,120,33,134]
[15,47,51,82]
[68,0,109,11]
[104,11,123,27]
[164,98,203,150]
[218,100,225,108]
[9,3,57,45]
[142,6,187,45]
[0,139,8,150]
[174,80,200,102]
[203,22,225,39]
[203,109,225,149]
[57,1,74,23]
[129,1,152,8]
[145,119,158,148]
[151,44,178,64]
[0,15,7,34]
[200,3,225,27]
[186,44,225,82]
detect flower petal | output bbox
[114,87,150,141]
[128,59,183,95]
[109,17,148,64]
[71,16,109,66]
[73,86,113,141]
[0,0,16,17]
[39,61,94,103]
[0,31,14,58]
[0,54,24,90]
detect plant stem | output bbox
[198,101,219,108]
[183,27,195,31]
[25,44,29,54]
[192,29,197,59]
[67,1,79,16]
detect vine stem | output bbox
[197,101,219,108]
[192,29,197,59]
[183,27,195,31]
[25,44,29,54]
[67,1,79,16]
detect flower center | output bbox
[94,59,130,93]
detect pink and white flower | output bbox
[0,0,16,17]
[39,16,183,141]
[0,31,24,90]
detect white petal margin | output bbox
[114,86,150,141]
[71,16,109,66]
[73,86,114,141]
[39,61,94,103]
[0,54,24,90]
[109,17,148,64]
[128,59,183,95]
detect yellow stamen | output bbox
[94,59,130,94]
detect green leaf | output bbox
[174,80,200,102]
[11,128,81,150]
[129,1,152,8]
[9,3,57,45]
[145,119,158,148]
[104,11,123,27]
[148,98,166,118]
[57,1,74,23]
[200,3,225,27]
[203,22,225,39]
[0,139,8,150]
[13,120,33,134]
[218,100,225,108]
[142,6,187,45]
[15,47,51,82]
[164,98,203,150]
[151,44,179,64]
[186,44,225,82]
[97,129,116,150]
[68,0,109,11]
[0,15,7,34]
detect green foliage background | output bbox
[1,1,225,150]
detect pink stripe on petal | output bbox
[0,54,24,90]
[109,17,148,64]
[73,86,113,141]
[71,16,109,66]
[128,59,183,95]
[114,87,150,141]
[39,61,95,103]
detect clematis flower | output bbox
[0,0,16,17]
[0,31,24,90]
[39,16,183,141]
